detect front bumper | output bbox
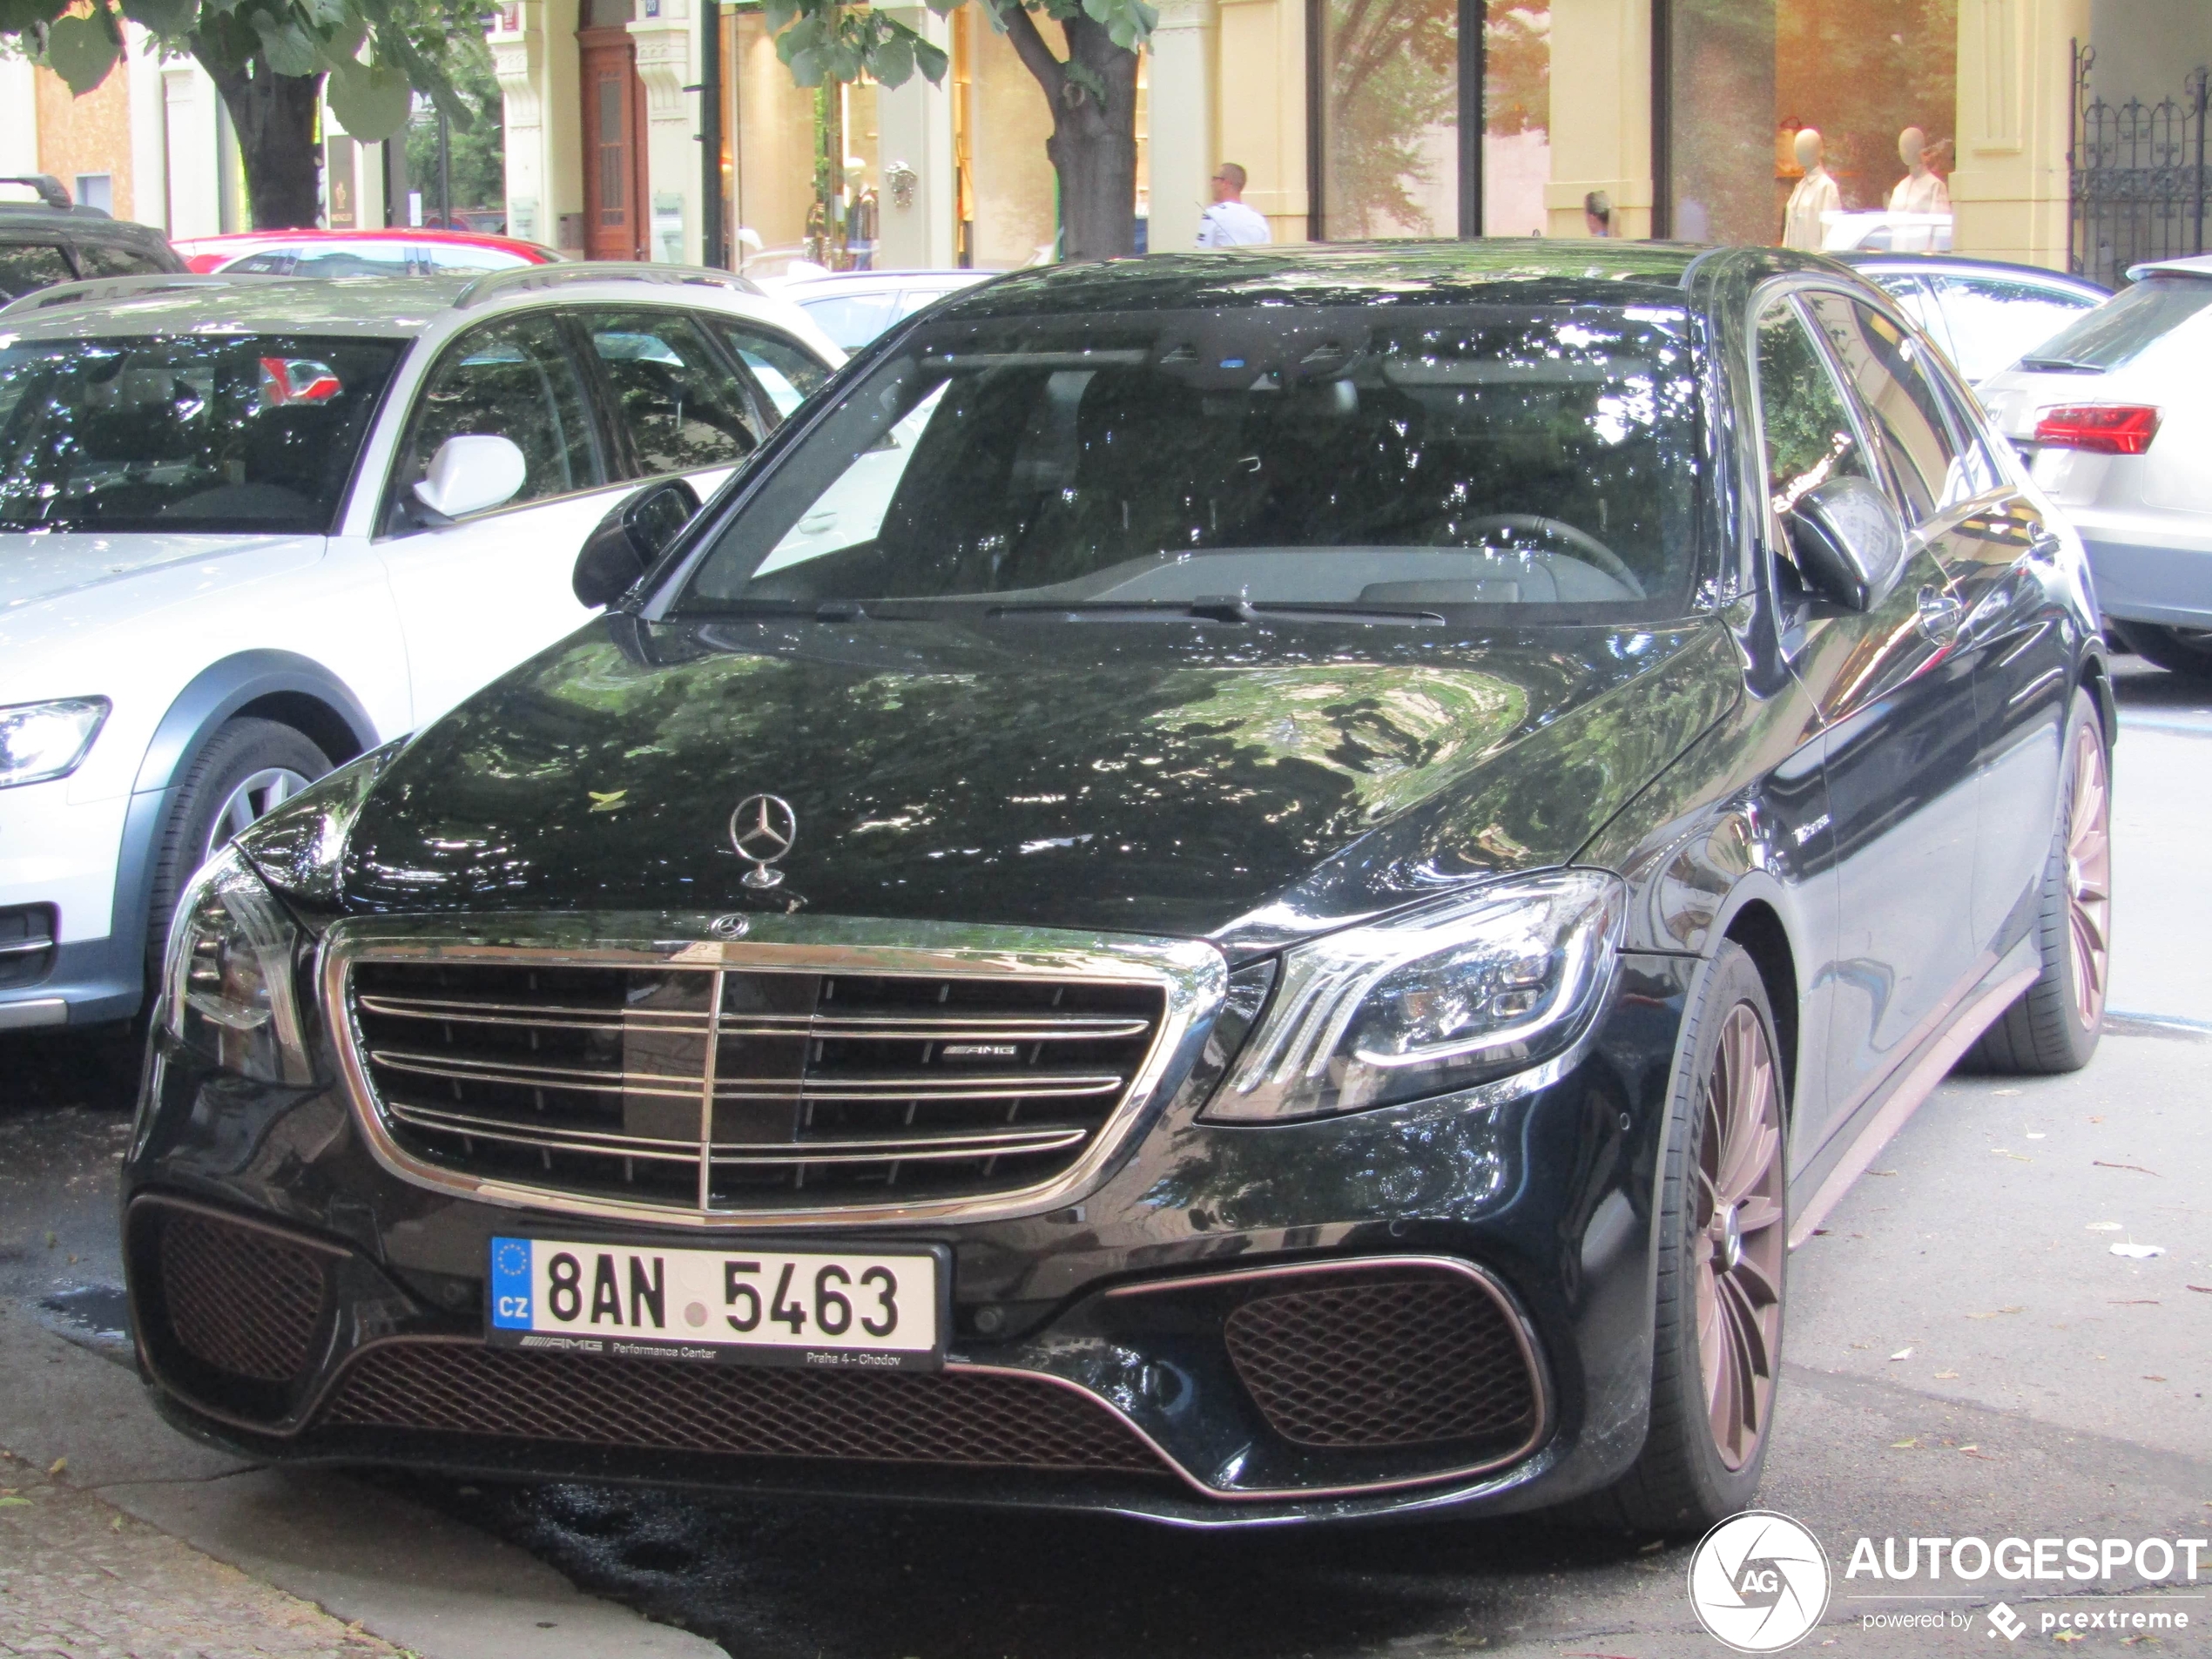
[123,951,1693,1527]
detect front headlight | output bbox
[0,697,110,788]
[159,846,314,1084]
[1207,869,1626,1123]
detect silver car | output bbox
[1979,255,2212,677]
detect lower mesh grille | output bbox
[1224,1271,1539,1450]
[157,1211,330,1385]
[319,1342,1166,1474]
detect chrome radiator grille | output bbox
[341,955,1170,1215]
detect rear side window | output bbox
[799,291,899,350]
[290,241,419,277]
[1932,276,2099,381]
[1803,292,1967,523]
[0,333,403,533]
[582,307,765,475]
[422,244,536,273]
[389,314,604,530]
[0,244,75,300]
[72,243,172,279]
[2020,275,2212,371]
[705,320,830,421]
[222,251,296,276]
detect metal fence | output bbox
[2069,44,2209,288]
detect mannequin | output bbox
[1888,126,1951,215]
[1782,127,1840,251]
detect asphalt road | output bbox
[3,658,2208,1658]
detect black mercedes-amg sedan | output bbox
[125,241,2112,1531]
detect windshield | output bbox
[678,303,1703,620]
[0,334,403,534]
[2018,275,2212,371]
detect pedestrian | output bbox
[1197,163,1272,246]
[1584,189,1613,237]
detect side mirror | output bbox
[1784,475,1907,611]
[572,476,701,609]
[412,435,528,520]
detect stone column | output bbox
[1149,0,1218,251]
[493,0,550,247]
[1951,0,2091,268]
[631,0,700,262]
[1543,0,1653,238]
[160,63,222,239]
[874,4,957,267]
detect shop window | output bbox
[1662,0,1957,251]
[1311,0,1550,240]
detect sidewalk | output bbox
[0,1447,403,1659]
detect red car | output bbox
[171,227,564,276]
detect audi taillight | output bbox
[2033,404,2161,455]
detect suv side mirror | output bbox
[412,435,528,520]
[573,477,701,609]
[1784,475,1907,611]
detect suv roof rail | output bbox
[0,174,73,210]
[0,273,249,320]
[451,260,765,310]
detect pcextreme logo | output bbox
[1687,1511,1832,1653]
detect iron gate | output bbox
[2070,43,2210,288]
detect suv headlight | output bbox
[0,697,110,788]
[1207,869,1626,1123]
[159,846,314,1084]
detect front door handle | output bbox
[1916,585,1964,644]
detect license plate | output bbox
[488,1236,944,1371]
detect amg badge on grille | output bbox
[729,793,798,889]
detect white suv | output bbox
[0,265,840,1031]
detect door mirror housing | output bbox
[573,477,701,609]
[411,435,529,521]
[1784,475,1907,612]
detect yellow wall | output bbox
[34,63,133,221]
[1219,0,1308,241]
[1950,0,2087,268]
[730,7,817,253]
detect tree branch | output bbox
[993,0,1066,105]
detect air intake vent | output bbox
[344,958,1167,1214]
[152,1207,332,1386]
[319,1340,1166,1474]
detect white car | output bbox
[0,265,840,1031]
[1979,255,2212,677]
[779,269,998,351]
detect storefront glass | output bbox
[1666,0,1957,252]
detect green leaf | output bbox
[786,44,820,84]
[869,30,913,87]
[762,0,796,30]
[120,0,199,33]
[1063,56,1106,105]
[326,56,410,139]
[250,10,320,74]
[913,34,948,82]
[45,11,120,93]
[922,0,961,15]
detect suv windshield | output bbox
[2018,274,2212,371]
[0,334,403,534]
[679,302,1702,619]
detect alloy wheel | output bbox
[1691,1003,1785,1471]
[2064,722,2112,1033]
[203,766,314,867]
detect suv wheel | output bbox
[145,718,331,972]
[2116,623,2212,679]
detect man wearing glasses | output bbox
[1196,162,1273,246]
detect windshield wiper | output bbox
[983,597,1446,626]
[2015,355,2104,373]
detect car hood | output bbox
[325,615,1738,947]
[0,529,316,617]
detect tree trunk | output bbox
[997,7,1139,261]
[195,51,327,230]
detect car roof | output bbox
[0,266,833,346]
[2126,253,2212,281]
[936,240,1720,323]
[172,227,562,260]
[1838,252,2110,296]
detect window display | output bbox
[1666,0,1956,252]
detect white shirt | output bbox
[1197,200,1272,247]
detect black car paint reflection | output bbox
[123,240,2107,1527]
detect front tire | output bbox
[144,718,331,973]
[2116,622,2212,680]
[1964,689,2109,1074]
[1584,940,1788,1534]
